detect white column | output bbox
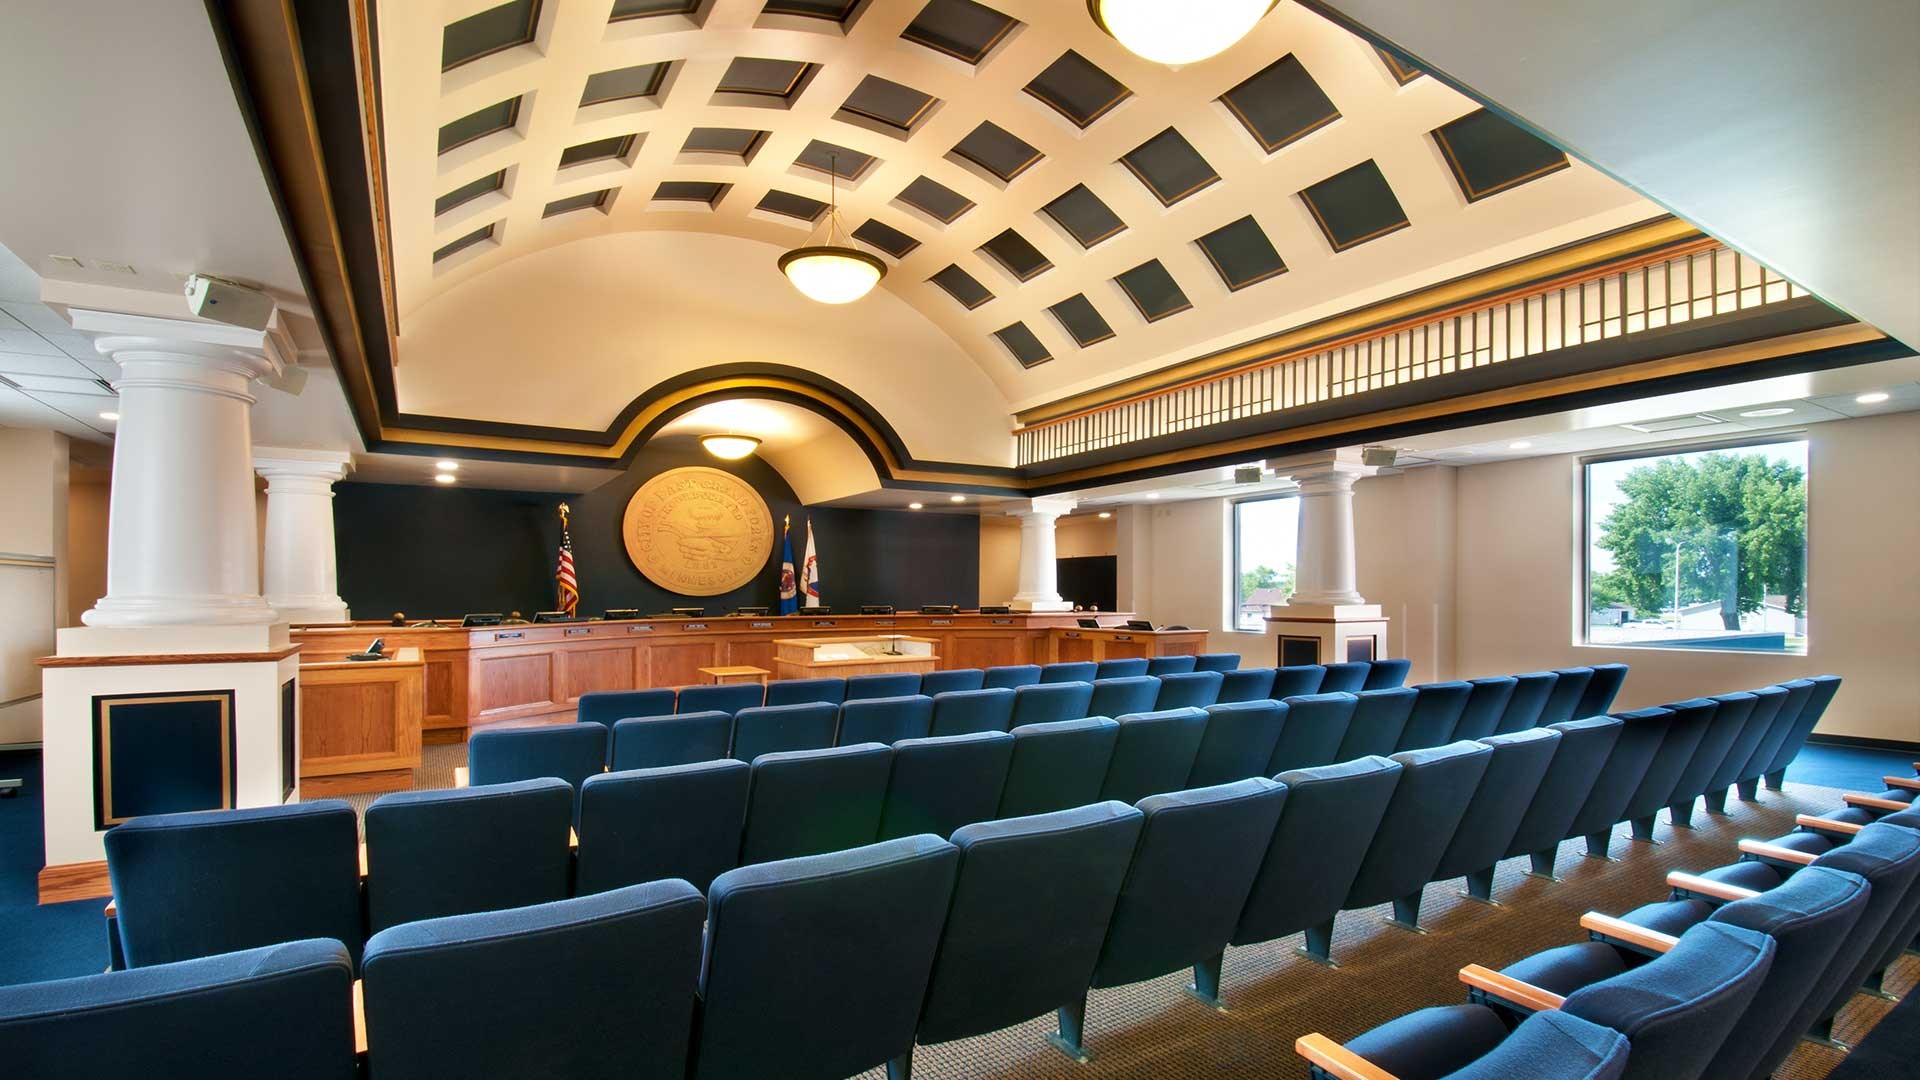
[72,312,287,628]
[1270,449,1378,607]
[1008,497,1077,612]
[256,450,353,623]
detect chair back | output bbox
[1805,822,1920,1031]
[1362,657,1411,689]
[1192,653,1241,672]
[1573,663,1629,719]
[693,836,960,1080]
[847,673,923,700]
[610,711,732,771]
[1618,698,1716,823]
[1502,717,1624,863]
[997,717,1120,818]
[677,683,764,715]
[105,801,362,969]
[1668,696,1752,812]
[1039,661,1098,684]
[1334,687,1417,761]
[1460,1011,1630,1080]
[362,882,705,1080]
[1269,665,1326,698]
[836,694,934,746]
[1233,756,1401,946]
[1453,677,1517,742]
[1496,672,1559,732]
[1215,667,1277,704]
[1145,655,1197,677]
[1316,661,1370,694]
[1011,680,1095,727]
[1429,728,1560,884]
[1343,742,1495,910]
[1154,670,1223,710]
[1562,708,1671,843]
[1738,679,1812,782]
[982,664,1042,689]
[878,731,1015,841]
[1266,692,1357,773]
[1538,667,1595,726]
[1099,707,1209,804]
[577,688,675,729]
[764,677,845,707]
[1703,689,1776,795]
[1397,681,1472,751]
[730,702,838,763]
[576,760,749,894]
[1187,700,1289,787]
[918,669,985,695]
[1763,674,1841,778]
[468,724,606,799]
[1094,658,1149,679]
[364,779,573,932]
[740,743,892,863]
[929,687,1017,737]
[1561,922,1774,1080]
[1087,675,1161,718]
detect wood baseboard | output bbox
[39,860,111,904]
[422,728,466,745]
[301,769,413,797]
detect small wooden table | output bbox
[699,665,770,686]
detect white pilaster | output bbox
[1270,449,1378,607]
[1007,497,1078,612]
[256,449,353,624]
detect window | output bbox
[1232,496,1300,631]
[1584,440,1808,653]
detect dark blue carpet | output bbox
[1790,741,1916,794]
[0,749,109,986]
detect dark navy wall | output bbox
[334,436,981,619]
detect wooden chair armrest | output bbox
[1797,814,1863,835]
[1883,775,1920,792]
[103,898,116,919]
[453,766,468,788]
[1844,793,1908,812]
[1459,964,1566,1013]
[1295,1034,1399,1080]
[353,978,367,1054]
[1667,871,1762,903]
[1581,911,1678,955]
[359,842,369,878]
[1739,838,1818,866]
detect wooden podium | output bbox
[299,647,424,796]
[772,635,939,680]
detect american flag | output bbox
[556,502,579,617]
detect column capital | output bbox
[68,309,290,384]
[1005,496,1078,521]
[1266,448,1378,493]
[255,448,353,487]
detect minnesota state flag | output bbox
[778,515,799,615]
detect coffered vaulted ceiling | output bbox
[378,0,1659,423]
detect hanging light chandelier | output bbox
[778,154,885,305]
[700,433,762,460]
[1088,0,1276,67]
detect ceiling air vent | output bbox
[1620,413,1728,434]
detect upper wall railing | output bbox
[1015,244,1807,466]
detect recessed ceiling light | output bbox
[98,411,119,421]
[1856,391,1891,404]
[908,502,924,510]
[1508,440,1532,450]
[1145,492,1161,499]
[1739,407,1795,418]
[949,494,966,503]
[435,460,459,470]
[434,473,457,484]
[1097,511,1112,519]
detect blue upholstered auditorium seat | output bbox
[1215,666,1277,703]
[692,836,960,1080]
[1702,687,1785,814]
[740,743,891,863]
[1563,707,1671,861]
[1011,680,1094,727]
[1495,671,1558,733]
[878,731,1014,841]
[1193,653,1240,672]
[468,724,606,802]
[104,800,363,970]
[1187,700,1288,787]
[576,687,676,729]
[1363,657,1412,689]
[1530,865,1870,1080]
[848,672,924,700]
[1501,717,1624,884]
[1453,677,1517,742]
[1098,707,1209,804]
[1573,663,1629,719]
[610,710,732,771]
[982,664,1042,689]
[837,694,934,746]
[575,759,750,894]
[0,939,356,1079]
[928,687,1016,736]
[1344,922,1774,1080]
[1094,658,1149,679]
[1270,664,1326,698]
[918,668,985,695]
[1665,694,1754,827]
[1618,698,1716,842]
[1266,692,1357,773]
[1317,661,1370,693]
[1040,661,1098,683]
[1396,681,1472,751]
[1425,727,1561,909]
[729,701,838,763]
[1232,757,1402,955]
[364,779,574,932]
[677,683,765,715]
[1760,674,1841,789]
[997,717,1120,818]
[1304,1010,1628,1080]
[1144,655,1198,676]
[362,881,705,1080]
[1734,679,1813,798]
[1153,669,1223,709]
[902,803,1142,1070]
[1086,675,1160,718]
[763,677,845,707]
[1063,778,1288,1050]
[1319,741,1493,949]
[1538,667,1595,726]
[1335,687,1417,761]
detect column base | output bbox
[1265,604,1390,666]
[1009,598,1074,612]
[265,596,350,624]
[82,592,281,628]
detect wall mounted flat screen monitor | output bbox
[461,613,504,627]
[602,609,640,621]
[1124,619,1156,631]
[860,605,895,615]
[531,611,571,623]
[672,607,705,617]
[980,605,1012,615]
[732,606,770,616]
[799,606,831,615]
[1077,618,1100,628]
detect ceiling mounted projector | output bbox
[185,273,275,331]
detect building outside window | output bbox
[1232,496,1300,631]
[1584,439,1808,653]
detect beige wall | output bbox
[0,426,67,745]
[1055,514,1116,558]
[977,512,1120,610]
[65,473,109,627]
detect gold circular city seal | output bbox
[622,467,774,595]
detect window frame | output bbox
[1230,493,1301,633]
[1578,432,1810,654]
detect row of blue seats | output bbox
[1302,794,1920,1079]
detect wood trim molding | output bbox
[39,860,111,904]
[37,646,303,668]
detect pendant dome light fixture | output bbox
[778,153,885,304]
[700,433,762,460]
[1088,0,1277,67]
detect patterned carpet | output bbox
[338,748,1907,1079]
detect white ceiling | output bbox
[1315,0,1920,351]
